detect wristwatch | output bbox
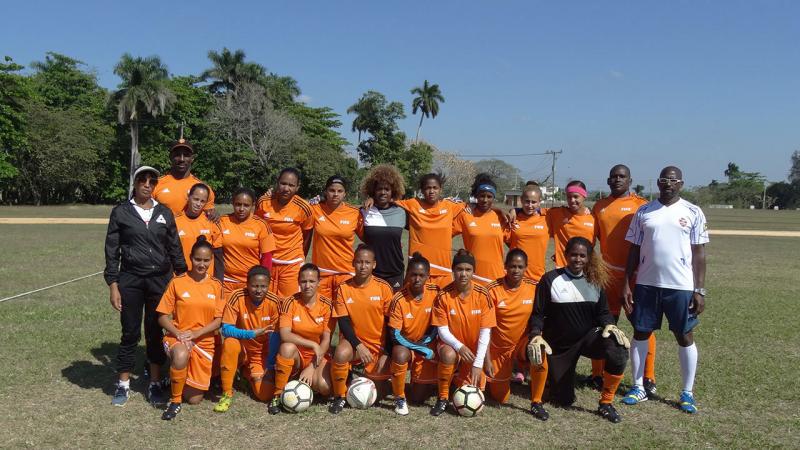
[693,288,707,296]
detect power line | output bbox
[459,152,555,158]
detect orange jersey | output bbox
[333,276,394,353]
[547,207,596,268]
[156,274,224,344]
[453,209,507,283]
[432,283,496,351]
[222,288,281,343]
[255,196,313,263]
[396,198,466,276]
[153,173,216,215]
[592,194,648,270]
[175,212,222,275]
[309,202,363,274]
[279,293,335,345]
[486,278,537,349]
[388,284,439,342]
[505,209,549,281]
[219,214,277,284]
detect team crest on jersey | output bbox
[439,209,448,214]
[346,298,354,304]
[243,313,249,319]
[418,208,427,214]
[283,217,293,222]
[522,299,533,305]
[315,316,325,323]
[340,220,350,225]
[293,315,302,322]
[156,215,166,224]
[200,229,210,234]
[534,225,545,230]
[491,223,501,228]
[470,309,481,315]
[405,312,414,319]
[244,231,256,238]
[207,294,216,299]
[621,207,632,212]
[264,316,271,321]
[369,296,381,301]
[178,230,186,236]
[583,222,593,227]
[679,217,688,227]
[181,291,191,298]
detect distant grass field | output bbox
[1,207,798,448]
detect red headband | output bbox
[566,185,588,198]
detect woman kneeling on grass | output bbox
[157,236,224,420]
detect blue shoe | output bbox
[679,391,697,414]
[621,386,648,405]
[111,383,130,407]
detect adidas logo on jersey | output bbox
[450,308,457,316]
[318,216,326,221]
[264,316,271,321]
[162,188,170,193]
[207,294,216,299]
[263,212,271,218]
[181,291,191,298]
[178,230,186,236]
[405,312,414,319]
[497,300,507,308]
[293,315,302,322]
[369,296,381,301]
[439,209,448,214]
[425,307,432,313]
[522,299,533,305]
[156,215,166,224]
[223,229,231,235]
[244,231,256,238]
[346,298,354,304]
[418,208,427,213]
[243,313,249,319]
[468,221,478,227]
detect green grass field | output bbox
[0,206,798,448]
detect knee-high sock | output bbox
[274,354,295,397]
[678,343,697,393]
[644,334,657,381]
[170,366,187,403]
[600,372,624,404]
[250,378,273,402]
[437,362,455,400]
[390,361,408,399]
[529,357,548,403]
[219,338,242,396]
[630,339,649,388]
[591,358,605,378]
[488,381,510,404]
[331,361,350,398]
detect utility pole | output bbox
[546,149,563,205]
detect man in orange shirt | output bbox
[329,244,395,414]
[153,138,218,220]
[255,168,314,297]
[592,165,655,394]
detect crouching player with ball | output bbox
[527,237,630,423]
[430,249,496,416]
[270,263,335,414]
[388,252,440,415]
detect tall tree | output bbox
[112,54,175,195]
[201,48,267,96]
[474,158,521,194]
[410,80,444,143]
[789,150,800,183]
[346,90,404,145]
[0,57,29,196]
[30,52,106,112]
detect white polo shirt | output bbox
[625,198,709,290]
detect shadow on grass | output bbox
[61,342,148,395]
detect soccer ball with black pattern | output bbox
[452,385,485,417]
[281,380,313,413]
[346,377,377,409]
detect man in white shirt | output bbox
[620,166,708,414]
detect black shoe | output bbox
[590,375,603,391]
[530,402,549,421]
[430,398,448,417]
[328,397,346,414]
[598,403,622,423]
[643,378,657,398]
[148,382,167,406]
[161,402,181,420]
[268,397,282,415]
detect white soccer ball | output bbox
[346,377,377,409]
[281,380,314,413]
[452,384,485,417]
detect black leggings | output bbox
[547,327,628,405]
[116,271,172,374]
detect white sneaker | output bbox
[394,398,409,416]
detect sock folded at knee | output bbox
[644,334,657,381]
[437,363,455,400]
[600,371,623,404]
[273,354,295,396]
[678,343,697,393]
[331,361,350,398]
[390,361,408,399]
[170,366,188,404]
[529,358,548,403]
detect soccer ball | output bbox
[281,380,313,413]
[346,377,377,409]
[452,385,485,417]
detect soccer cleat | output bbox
[394,397,409,416]
[679,391,698,414]
[621,386,648,405]
[598,403,622,423]
[213,393,233,413]
[643,378,657,398]
[111,384,130,407]
[328,397,347,414]
[268,397,282,415]
[161,402,182,420]
[530,402,549,421]
[429,398,448,417]
[147,382,167,406]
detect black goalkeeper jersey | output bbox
[361,205,407,285]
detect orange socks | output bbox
[390,361,408,399]
[170,366,187,403]
[331,361,350,398]
[219,338,242,396]
[600,371,624,404]
[591,358,605,378]
[487,381,510,404]
[437,363,455,400]
[251,378,274,402]
[274,354,295,397]
[645,334,657,381]
[529,357,548,403]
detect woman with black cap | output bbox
[105,165,187,407]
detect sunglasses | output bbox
[136,177,158,186]
[657,178,682,185]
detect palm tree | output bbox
[346,95,376,144]
[410,80,444,142]
[112,53,175,195]
[202,48,266,95]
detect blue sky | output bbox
[4,0,799,190]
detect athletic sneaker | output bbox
[328,397,347,414]
[430,398,448,417]
[644,378,657,397]
[161,402,181,420]
[394,398,409,416]
[214,393,233,413]
[111,384,130,407]
[598,403,622,423]
[621,386,648,405]
[529,402,549,421]
[147,382,167,406]
[268,397,282,415]
[679,391,698,414]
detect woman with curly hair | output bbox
[360,164,408,290]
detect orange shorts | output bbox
[410,353,438,385]
[437,342,486,387]
[271,263,301,298]
[428,273,453,289]
[605,270,632,316]
[294,348,331,374]
[164,335,215,390]
[242,338,269,379]
[318,273,352,300]
[353,349,390,381]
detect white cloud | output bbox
[609,70,624,79]
[295,94,312,104]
